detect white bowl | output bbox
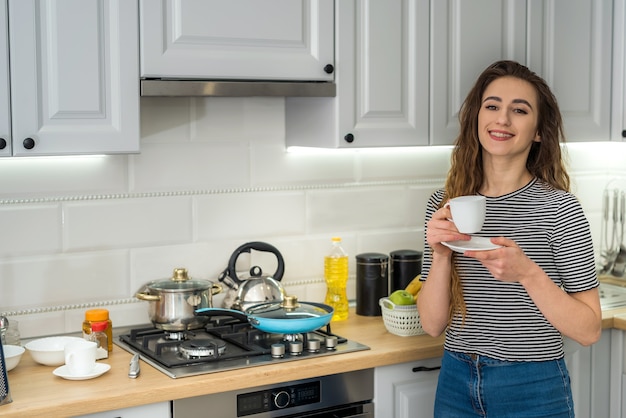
[24,336,85,366]
[3,344,25,371]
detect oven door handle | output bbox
[295,402,374,418]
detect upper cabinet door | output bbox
[430,0,527,146]
[0,0,12,156]
[286,0,430,148]
[619,0,626,142]
[431,0,614,145]
[8,0,139,156]
[337,0,430,147]
[527,0,613,142]
[140,0,334,81]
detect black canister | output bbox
[389,249,423,293]
[356,253,389,316]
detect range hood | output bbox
[140,79,336,98]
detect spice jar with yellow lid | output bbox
[82,309,113,352]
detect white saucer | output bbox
[53,363,111,380]
[442,236,501,253]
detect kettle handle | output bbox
[225,241,285,285]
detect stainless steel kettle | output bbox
[219,242,286,311]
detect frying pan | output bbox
[195,295,333,334]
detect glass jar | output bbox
[89,321,109,359]
[82,309,113,352]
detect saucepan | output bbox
[136,268,222,331]
[195,295,333,334]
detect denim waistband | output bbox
[446,349,563,366]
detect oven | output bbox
[114,318,373,416]
[114,319,369,379]
[172,368,374,418]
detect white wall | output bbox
[1,97,625,339]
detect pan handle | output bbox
[195,307,250,322]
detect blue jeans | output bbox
[435,350,574,417]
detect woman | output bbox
[417,60,601,417]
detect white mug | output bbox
[445,195,486,234]
[64,340,97,376]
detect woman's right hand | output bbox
[426,204,470,255]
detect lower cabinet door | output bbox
[374,358,441,418]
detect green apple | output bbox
[389,290,415,306]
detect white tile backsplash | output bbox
[0,251,129,311]
[63,196,193,251]
[191,97,284,143]
[0,155,128,199]
[0,204,62,256]
[195,191,307,240]
[131,142,251,192]
[1,96,625,339]
[307,187,409,232]
[252,145,357,186]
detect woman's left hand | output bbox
[465,236,536,284]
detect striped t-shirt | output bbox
[421,178,598,361]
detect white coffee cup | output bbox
[445,195,486,234]
[64,340,97,376]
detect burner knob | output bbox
[271,343,285,358]
[307,338,321,353]
[325,335,338,350]
[289,340,303,356]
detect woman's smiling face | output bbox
[477,76,540,160]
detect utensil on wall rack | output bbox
[611,190,626,277]
[599,188,625,277]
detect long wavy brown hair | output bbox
[444,60,571,322]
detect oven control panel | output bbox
[237,381,320,416]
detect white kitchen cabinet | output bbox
[431,0,614,145]
[140,0,334,82]
[527,0,613,143]
[0,0,10,155]
[373,334,611,418]
[588,330,612,418]
[563,336,593,418]
[374,357,441,418]
[429,0,527,145]
[615,0,626,143]
[77,401,170,418]
[286,0,430,148]
[287,0,618,149]
[0,0,139,157]
[611,328,626,418]
[563,330,613,418]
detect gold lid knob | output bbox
[171,268,189,282]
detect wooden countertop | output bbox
[2,310,444,417]
[608,310,626,331]
[3,307,623,418]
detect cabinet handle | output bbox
[344,133,354,143]
[23,137,35,149]
[412,366,441,373]
[622,130,626,138]
[0,138,6,150]
[324,64,334,74]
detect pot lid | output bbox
[148,268,212,292]
[356,252,389,263]
[246,296,331,320]
[390,249,423,260]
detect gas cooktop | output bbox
[114,318,369,379]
